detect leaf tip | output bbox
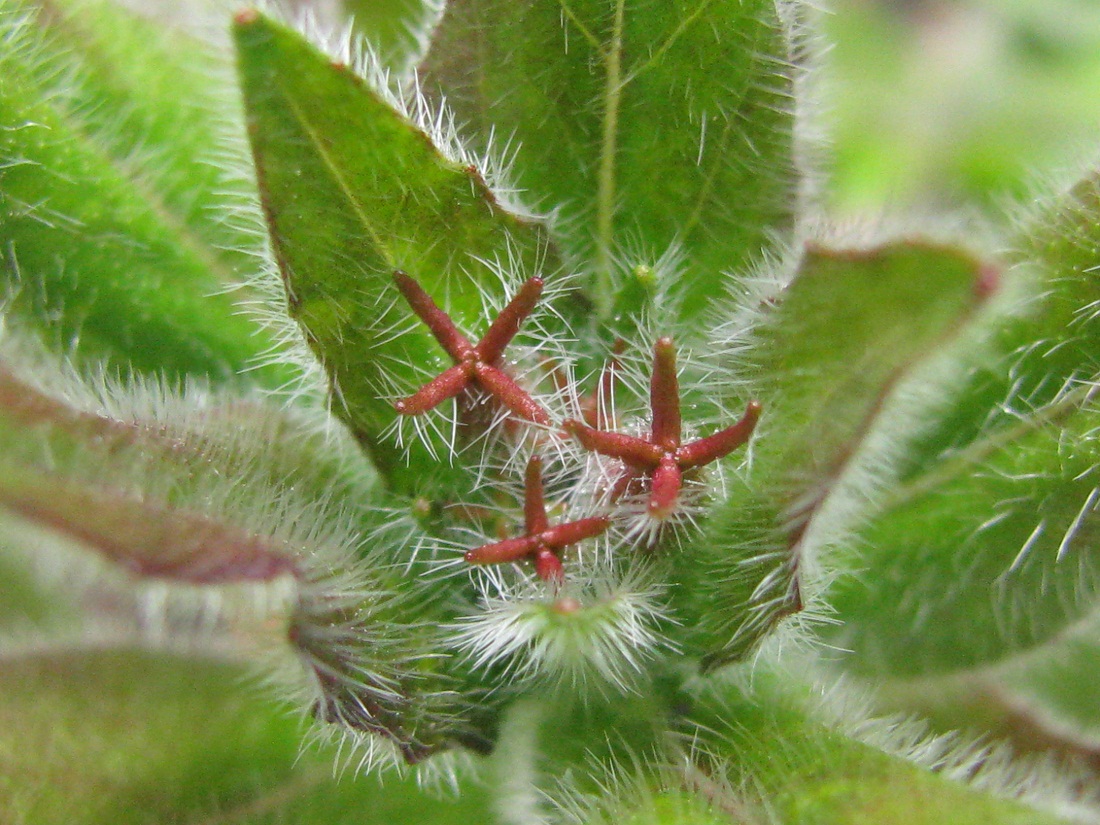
[975,262,1001,301]
[233,8,260,27]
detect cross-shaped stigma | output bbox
[464,455,611,582]
[564,337,761,520]
[392,271,551,425]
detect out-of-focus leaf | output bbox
[0,463,299,586]
[1001,628,1100,743]
[21,0,263,279]
[863,617,1100,775]
[679,671,1069,825]
[898,169,1100,470]
[0,345,505,760]
[507,668,1067,825]
[828,387,1100,678]
[0,349,378,533]
[824,169,1100,678]
[676,240,993,663]
[234,12,565,493]
[0,523,70,630]
[0,2,288,385]
[0,363,295,584]
[344,0,442,73]
[0,649,492,824]
[422,0,800,321]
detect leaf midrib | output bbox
[593,0,626,317]
[279,86,394,263]
[579,0,747,312]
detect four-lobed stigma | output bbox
[392,270,760,582]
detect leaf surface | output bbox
[998,625,1100,746]
[0,650,492,824]
[0,349,500,758]
[422,0,800,321]
[503,668,1067,825]
[826,169,1100,678]
[898,169,1100,469]
[0,2,286,384]
[829,387,1100,677]
[679,671,1069,825]
[677,240,993,662]
[235,12,564,492]
[344,0,443,73]
[25,0,263,279]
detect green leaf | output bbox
[0,649,492,824]
[873,616,1100,770]
[344,0,442,73]
[897,168,1100,469]
[500,668,1067,825]
[0,463,299,587]
[676,240,993,663]
[828,386,1100,678]
[0,345,506,758]
[234,12,564,493]
[998,624,1100,745]
[0,1,288,385]
[22,0,262,280]
[0,360,306,650]
[0,345,378,528]
[422,0,801,321]
[0,361,324,587]
[0,521,75,632]
[820,165,1100,680]
[678,670,1070,825]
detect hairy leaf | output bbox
[999,625,1100,748]
[825,170,1100,679]
[344,0,443,73]
[899,169,1100,468]
[0,650,492,824]
[829,386,1100,677]
[680,671,1068,825]
[0,350,498,759]
[0,2,285,384]
[235,12,565,493]
[422,0,801,321]
[21,0,263,279]
[499,669,1065,825]
[678,240,994,663]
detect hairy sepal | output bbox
[450,561,673,697]
[677,239,995,664]
[0,328,500,761]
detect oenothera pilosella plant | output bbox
[3,0,1100,822]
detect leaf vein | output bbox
[280,88,393,264]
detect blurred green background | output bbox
[821,0,1100,215]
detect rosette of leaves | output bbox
[2,0,1100,823]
